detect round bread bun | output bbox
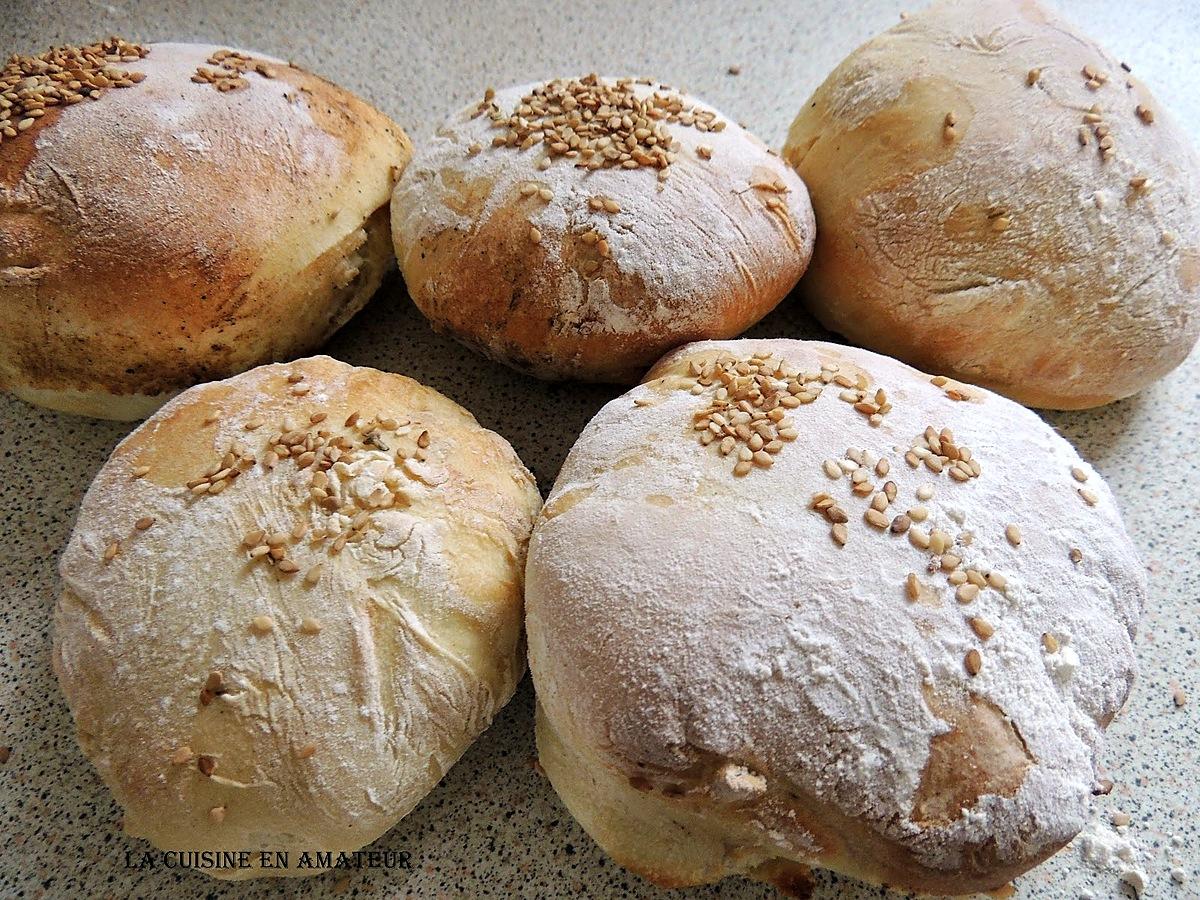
[392,75,814,383]
[782,0,1200,410]
[526,338,1144,895]
[0,40,412,420]
[54,355,541,879]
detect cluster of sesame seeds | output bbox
[1083,104,1117,162]
[685,353,821,476]
[928,375,974,402]
[587,194,622,214]
[802,408,1011,677]
[1082,64,1110,91]
[0,38,147,144]
[473,74,724,177]
[242,526,309,578]
[239,405,434,568]
[518,181,554,203]
[942,111,957,142]
[902,425,981,482]
[186,444,256,496]
[191,48,275,92]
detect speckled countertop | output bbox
[1,1,1197,898]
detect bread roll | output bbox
[782,0,1200,409]
[54,356,541,878]
[526,338,1143,895]
[0,40,412,420]
[392,75,814,383]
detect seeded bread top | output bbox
[54,356,540,877]
[526,338,1144,885]
[391,75,814,382]
[782,0,1200,409]
[0,42,410,401]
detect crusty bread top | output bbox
[392,76,813,377]
[0,43,411,397]
[526,338,1144,876]
[783,0,1200,409]
[54,356,540,870]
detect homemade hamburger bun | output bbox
[392,75,814,383]
[782,0,1200,409]
[526,338,1144,895]
[54,355,541,878]
[0,40,412,419]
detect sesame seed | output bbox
[864,508,889,529]
[303,564,323,585]
[170,746,193,765]
[250,615,275,634]
[1071,466,1088,483]
[276,559,299,574]
[1173,686,1188,708]
[1111,811,1131,828]
[528,227,542,246]
[905,573,921,601]
[956,584,979,604]
[964,649,982,676]
[909,527,931,550]
[417,430,431,449]
[1079,488,1099,506]
[131,465,151,478]
[831,523,848,546]
[908,506,929,523]
[209,806,226,824]
[1135,104,1154,124]
[1005,524,1022,546]
[197,755,217,777]
[1042,632,1060,653]
[1069,548,1083,564]
[890,514,911,534]
[733,460,753,477]
[299,617,322,634]
[134,516,155,531]
[969,617,994,640]
[1026,68,1041,86]
[103,541,120,562]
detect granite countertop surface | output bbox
[1,1,1197,898]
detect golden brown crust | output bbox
[536,703,1059,897]
[392,77,814,383]
[0,43,412,417]
[783,0,1200,409]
